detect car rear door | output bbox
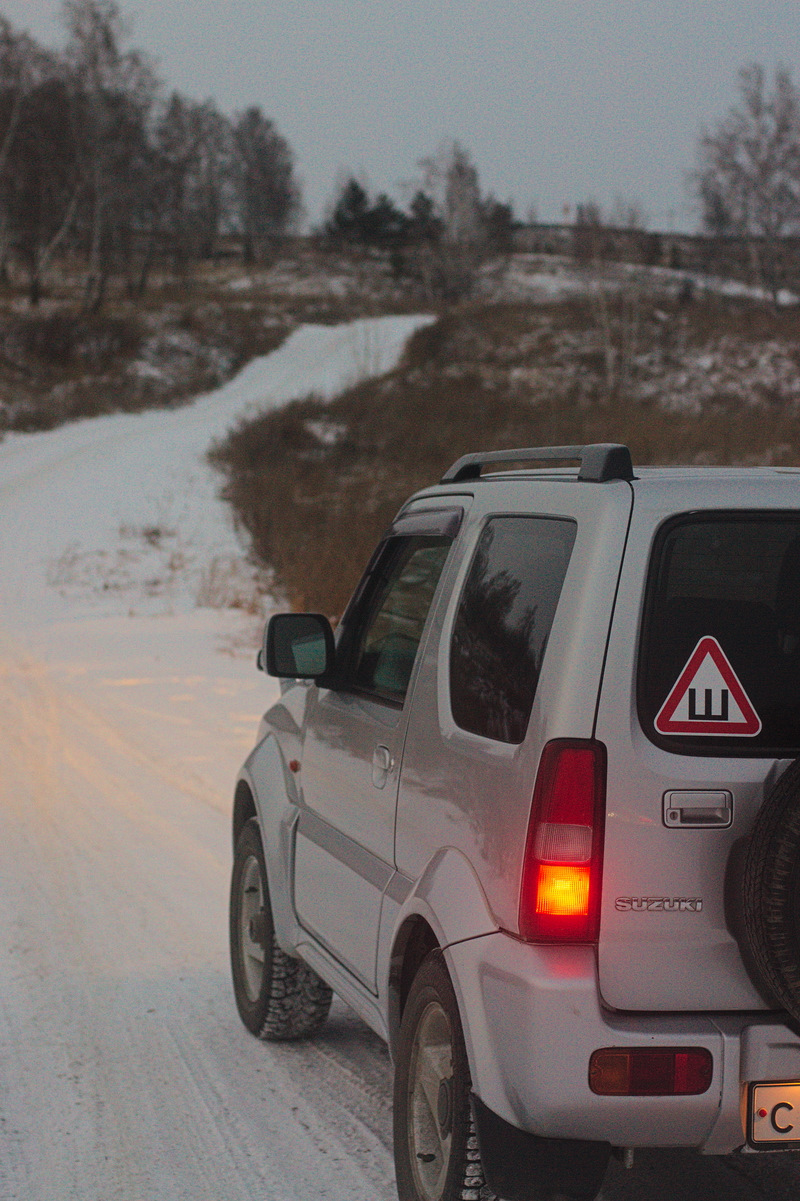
[595,477,800,1011]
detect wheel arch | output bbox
[387,915,440,1059]
[235,734,301,956]
[385,847,498,1060]
[232,778,257,851]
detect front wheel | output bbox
[229,817,332,1040]
[393,952,494,1201]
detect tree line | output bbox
[0,0,300,308]
[0,1,513,309]
[326,64,800,309]
[324,142,515,302]
[1,0,799,310]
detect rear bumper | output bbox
[445,931,800,1154]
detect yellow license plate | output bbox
[749,1082,800,1148]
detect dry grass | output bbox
[0,301,292,433]
[0,244,429,435]
[195,554,270,616]
[210,295,800,615]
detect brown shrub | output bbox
[9,312,143,369]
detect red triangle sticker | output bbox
[655,636,762,737]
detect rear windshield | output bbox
[639,512,800,755]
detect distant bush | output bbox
[9,312,142,368]
[0,300,292,434]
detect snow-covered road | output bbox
[1,313,799,1201]
[0,317,428,1201]
[0,628,397,1200]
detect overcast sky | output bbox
[5,1,800,231]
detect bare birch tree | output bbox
[232,107,299,264]
[411,141,490,301]
[4,78,84,304]
[0,18,63,290]
[62,0,158,309]
[190,104,236,260]
[694,64,800,304]
[572,200,651,402]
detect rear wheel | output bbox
[393,952,494,1201]
[229,817,332,1039]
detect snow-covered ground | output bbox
[0,316,430,1201]
[481,252,800,307]
[0,311,796,1201]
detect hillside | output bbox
[0,246,417,434]
[5,244,800,616]
[210,256,800,614]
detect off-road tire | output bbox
[230,817,332,1040]
[743,757,800,1022]
[393,951,495,1201]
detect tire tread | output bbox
[230,818,332,1041]
[393,952,496,1201]
[743,758,800,1019]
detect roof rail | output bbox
[440,443,634,484]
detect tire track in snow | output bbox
[0,581,399,1201]
[0,648,398,1199]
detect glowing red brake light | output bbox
[519,740,606,942]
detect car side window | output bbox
[450,516,577,743]
[340,535,452,705]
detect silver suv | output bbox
[229,443,800,1201]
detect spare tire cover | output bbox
[744,758,800,1022]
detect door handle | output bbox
[372,745,394,789]
[663,790,733,828]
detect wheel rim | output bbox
[407,999,454,1201]
[239,854,265,1002]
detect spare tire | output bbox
[743,758,800,1023]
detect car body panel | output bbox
[446,933,726,1147]
[239,732,303,956]
[446,929,800,1153]
[294,686,404,990]
[395,478,633,934]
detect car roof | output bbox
[410,463,800,513]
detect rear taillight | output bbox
[518,739,606,942]
[589,1048,713,1096]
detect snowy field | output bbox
[0,313,798,1200]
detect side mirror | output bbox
[259,613,335,679]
